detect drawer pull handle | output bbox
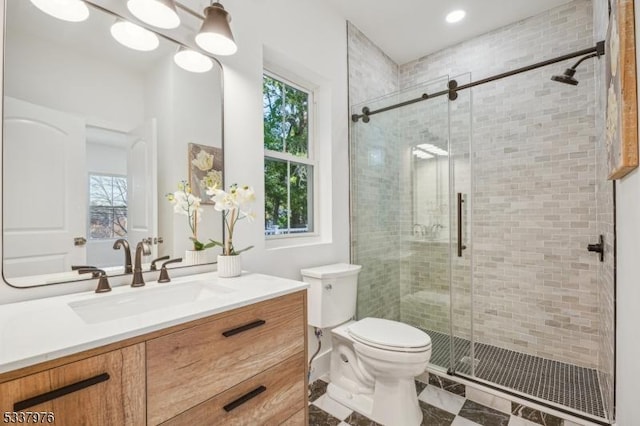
[222,319,266,337]
[223,385,267,412]
[13,373,110,411]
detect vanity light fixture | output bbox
[29,0,89,22]
[173,46,214,73]
[127,0,181,29]
[110,19,160,51]
[32,0,238,57]
[445,9,466,24]
[195,2,238,56]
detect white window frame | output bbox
[263,69,319,240]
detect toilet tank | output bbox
[301,263,362,328]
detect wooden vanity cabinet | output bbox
[0,290,308,426]
[0,344,145,425]
[147,291,306,424]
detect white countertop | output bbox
[0,272,308,375]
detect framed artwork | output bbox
[188,143,223,204]
[606,0,638,179]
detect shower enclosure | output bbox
[350,68,613,423]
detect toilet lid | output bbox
[348,318,431,351]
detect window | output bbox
[88,174,127,239]
[263,71,315,237]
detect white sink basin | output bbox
[68,280,236,324]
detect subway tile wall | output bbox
[348,22,402,322]
[397,0,603,369]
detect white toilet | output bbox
[301,263,432,426]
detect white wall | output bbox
[213,0,351,280]
[614,3,640,422]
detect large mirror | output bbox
[3,0,224,287]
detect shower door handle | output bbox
[457,193,467,257]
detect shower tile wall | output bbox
[593,0,615,418]
[347,22,402,321]
[399,0,602,368]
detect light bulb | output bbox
[29,0,90,22]
[127,0,180,29]
[174,48,214,73]
[110,20,160,52]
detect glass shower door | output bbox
[400,76,453,371]
[350,75,456,372]
[447,73,473,375]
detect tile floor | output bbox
[308,373,585,426]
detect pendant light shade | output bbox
[110,20,160,51]
[29,0,89,22]
[174,47,214,73]
[195,2,237,56]
[127,0,180,29]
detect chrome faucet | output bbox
[113,239,132,274]
[131,241,151,287]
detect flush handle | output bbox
[74,236,87,246]
[325,284,333,290]
[587,235,604,262]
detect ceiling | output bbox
[324,0,577,65]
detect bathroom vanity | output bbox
[0,272,308,425]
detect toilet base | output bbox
[327,382,373,420]
[327,379,423,426]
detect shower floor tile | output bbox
[422,328,606,419]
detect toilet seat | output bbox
[348,318,432,353]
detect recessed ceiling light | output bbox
[446,9,466,24]
[417,143,449,156]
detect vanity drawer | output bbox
[147,291,305,425]
[162,352,306,426]
[0,344,145,426]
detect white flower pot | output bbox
[184,249,207,265]
[217,254,242,278]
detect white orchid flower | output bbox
[200,182,256,256]
[210,188,239,212]
[235,185,256,206]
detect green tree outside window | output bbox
[263,73,314,236]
